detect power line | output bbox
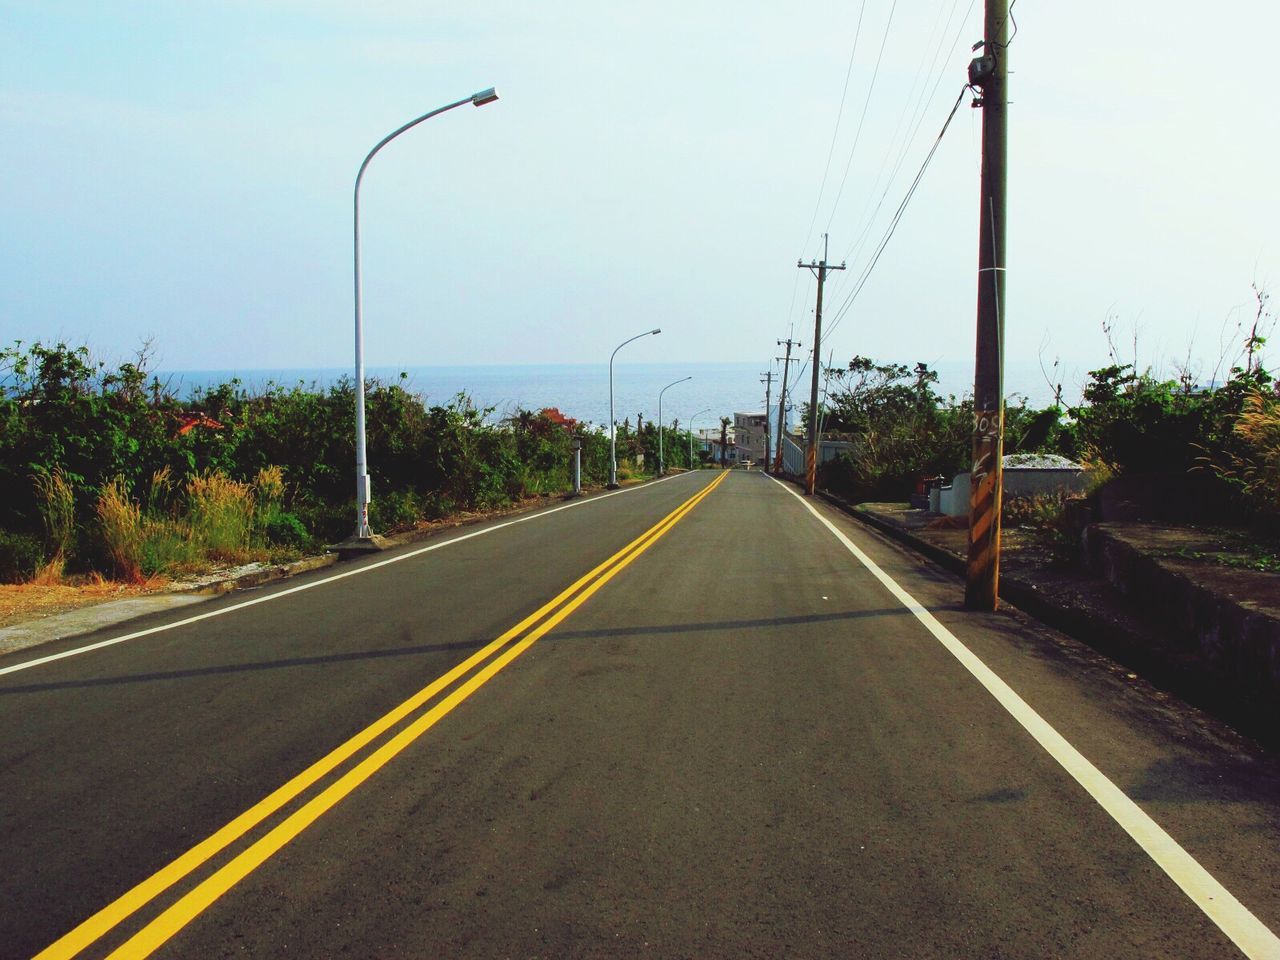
[782,2,867,352]
[825,0,900,233]
[799,0,868,259]
[847,0,957,241]
[823,85,969,345]
[834,0,978,275]
[780,0,974,378]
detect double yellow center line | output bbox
[39,470,727,960]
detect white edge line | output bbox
[0,473,697,679]
[765,474,1280,960]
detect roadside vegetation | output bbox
[814,287,1278,544]
[0,341,702,585]
[5,287,1274,587]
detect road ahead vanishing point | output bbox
[2,471,1278,959]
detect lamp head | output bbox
[471,87,499,107]
[651,328,661,335]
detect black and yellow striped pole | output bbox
[965,0,1009,610]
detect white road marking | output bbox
[767,474,1280,960]
[0,473,694,679]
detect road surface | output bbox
[2,470,1278,958]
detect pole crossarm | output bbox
[797,234,845,496]
[760,371,774,473]
[773,339,801,474]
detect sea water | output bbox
[159,360,1066,431]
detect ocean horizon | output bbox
[155,360,1068,430]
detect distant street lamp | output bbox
[348,87,499,547]
[608,328,661,487]
[657,376,692,475]
[688,407,711,467]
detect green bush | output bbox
[368,490,422,531]
[0,531,44,582]
[264,512,311,549]
[1075,365,1218,475]
[814,358,978,502]
[0,340,616,580]
[138,520,199,577]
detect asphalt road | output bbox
[2,470,1278,959]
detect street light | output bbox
[608,328,661,487]
[348,87,499,547]
[657,376,692,475]
[688,407,710,468]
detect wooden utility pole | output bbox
[774,339,800,474]
[760,370,774,471]
[965,0,1009,610]
[798,233,845,496]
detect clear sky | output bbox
[2,2,1276,397]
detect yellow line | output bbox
[109,470,726,959]
[38,470,726,960]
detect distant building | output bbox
[696,424,744,464]
[539,407,578,430]
[733,411,768,462]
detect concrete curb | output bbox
[185,553,339,595]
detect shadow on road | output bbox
[0,608,912,697]
[548,607,911,641]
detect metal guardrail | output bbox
[780,436,854,476]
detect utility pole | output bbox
[798,233,846,496]
[774,338,800,474]
[760,370,774,472]
[965,0,1009,611]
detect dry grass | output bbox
[95,468,262,581]
[187,470,255,562]
[96,476,144,583]
[253,465,285,509]
[32,466,76,583]
[1231,390,1280,513]
[15,466,287,589]
[0,575,166,629]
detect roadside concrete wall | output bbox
[1083,522,1280,718]
[938,468,1091,516]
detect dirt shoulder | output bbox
[0,579,169,630]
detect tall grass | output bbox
[187,470,255,562]
[96,476,144,583]
[32,466,76,582]
[1225,390,1280,517]
[252,465,285,533]
[93,468,268,582]
[145,464,176,516]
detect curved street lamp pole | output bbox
[350,87,500,544]
[688,407,710,468]
[608,328,661,487]
[657,376,692,475]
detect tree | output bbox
[719,417,730,468]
